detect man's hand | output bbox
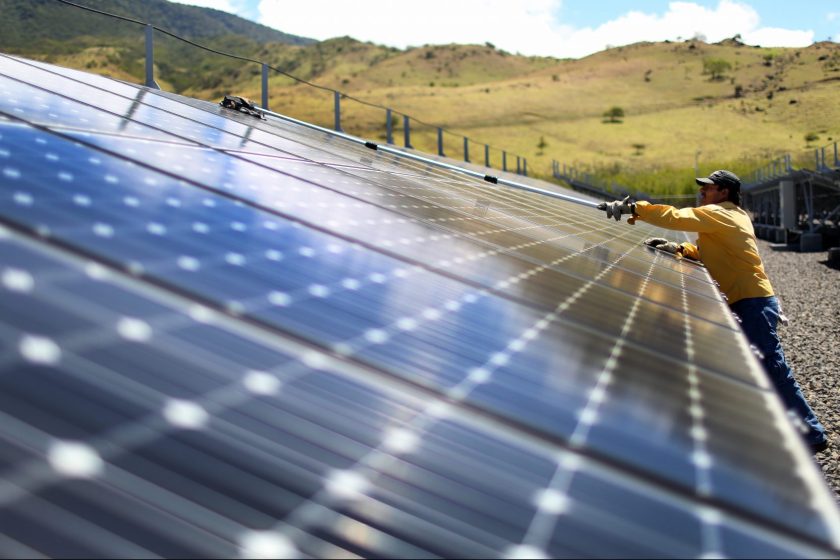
[644,237,682,254]
[597,196,636,223]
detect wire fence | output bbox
[52,0,529,175]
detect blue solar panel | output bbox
[1,53,839,558]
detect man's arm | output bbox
[634,201,727,233]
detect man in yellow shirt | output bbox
[598,170,828,453]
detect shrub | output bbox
[703,57,731,80]
[602,106,625,123]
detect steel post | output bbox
[333,91,342,132]
[261,63,269,110]
[404,115,411,148]
[386,109,393,144]
[144,25,159,89]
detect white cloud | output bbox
[742,27,814,48]
[168,0,239,13]
[258,0,563,53]
[252,1,816,59]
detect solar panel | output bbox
[1,53,839,558]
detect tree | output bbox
[602,106,625,123]
[536,136,548,155]
[703,57,731,81]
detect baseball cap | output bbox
[696,169,741,190]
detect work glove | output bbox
[644,237,682,255]
[598,196,637,223]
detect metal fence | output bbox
[53,0,529,175]
[746,140,840,186]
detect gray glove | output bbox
[597,196,637,222]
[644,237,681,254]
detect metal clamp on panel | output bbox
[220,95,265,120]
[483,175,499,184]
[364,141,379,151]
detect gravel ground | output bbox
[754,238,840,501]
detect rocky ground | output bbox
[755,239,840,501]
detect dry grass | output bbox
[35,38,840,192]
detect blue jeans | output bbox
[730,296,827,445]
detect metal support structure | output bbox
[144,25,159,89]
[523,159,527,177]
[502,151,507,172]
[485,144,490,168]
[463,137,469,163]
[516,156,521,175]
[386,109,393,144]
[437,128,445,156]
[261,63,269,110]
[333,91,342,132]
[403,115,411,148]
[780,180,796,231]
[835,142,839,168]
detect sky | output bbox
[169,0,840,59]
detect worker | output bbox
[598,170,829,454]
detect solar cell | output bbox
[1,54,839,558]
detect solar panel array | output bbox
[0,54,838,558]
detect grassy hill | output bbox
[0,0,314,46]
[1,0,839,195]
[214,37,840,195]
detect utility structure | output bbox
[744,156,840,251]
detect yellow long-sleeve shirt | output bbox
[634,200,774,304]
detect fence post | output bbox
[144,24,159,89]
[261,63,269,110]
[404,115,411,148]
[484,144,490,167]
[463,137,469,163]
[523,158,527,177]
[502,151,507,172]
[437,128,445,156]
[516,156,521,174]
[333,91,342,132]
[386,109,393,144]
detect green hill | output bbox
[0,0,314,47]
[1,0,839,195]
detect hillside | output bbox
[1,0,838,194]
[228,37,840,194]
[0,0,314,47]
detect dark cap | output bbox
[696,169,741,191]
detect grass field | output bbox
[17,35,840,195]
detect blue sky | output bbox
[171,0,840,58]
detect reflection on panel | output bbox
[1,54,839,558]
